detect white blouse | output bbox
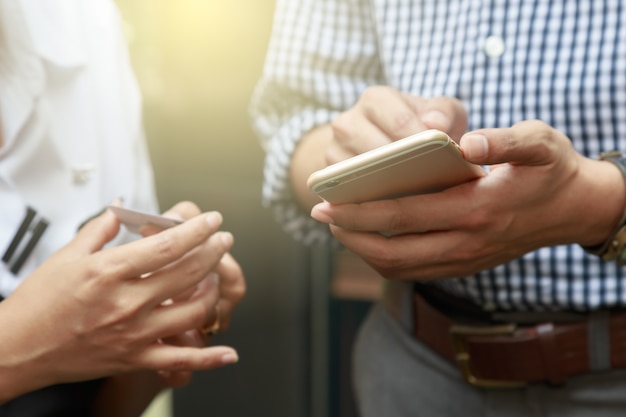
[0,0,158,297]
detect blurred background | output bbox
[113,1,373,417]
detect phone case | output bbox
[307,129,485,204]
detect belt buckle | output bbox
[450,323,526,388]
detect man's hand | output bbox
[291,86,468,210]
[326,86,468,164]
[311,120,625,280]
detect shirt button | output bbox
[484,35,505,58]
[72,163,95,185]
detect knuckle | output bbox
[448,242,481,263]
[513,119,568,155]
[166,352,192,371]
[463,208,491,230]
[154,233,178,258]
[429,95,456,112]
[386,212,414,234]
[107,294,144,326]
[234,280,247,300]
[182,255,206,280]
[384,200,416,233]
[171,201,201,219]
[227,281,247,305]
[331,111,354,137]
[389,112,415,135]
[449,96,465,110]
[359,85,390,102]
[177,200,198,211]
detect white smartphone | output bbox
[307,129,485,204]
[108,205,182,235]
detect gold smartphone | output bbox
[307,129,485,204]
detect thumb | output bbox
[67,207,121,254]
[459,122,558,166]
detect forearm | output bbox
[0,300,56,403]
[0,371,39,405]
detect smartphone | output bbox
[307,129,485,204]
[108,205,182,235]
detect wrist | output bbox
[290,125,333,210]
[0,300,54,403]
[581,151,626,263]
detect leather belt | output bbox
[382,281,626,387]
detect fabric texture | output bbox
[250,0,626,312]
[0,0,158,297]
[251,1,626,415]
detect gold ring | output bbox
[200,305,221,335]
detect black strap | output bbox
[2,206,49,275]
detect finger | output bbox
[201,275,222,333]
[140,234,230,308]
[64,207,121,255]
[460,120,569,166]
[311,184,479,235]
[354,86,426,140]
[162,330,204,349]
[161,201,202,220]
[329,111,392,159]
[196,272,221,328]
[328,227,487,280]
[142,273,220,339]
[212,254,246,331]
[136,344,239,372]
[156,370,193,388]
[411,96,468,141]
[101,211,227,281]
[157,330,204,388]
[165,269,219,305]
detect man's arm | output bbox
[311,120,626,280]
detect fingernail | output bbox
[462,134,489,160]
[220,232,234,247]
[422,110,450,130]
[222,352,239,364]
[311,204,333,224]
[205,212,223,228]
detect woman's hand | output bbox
[0,202,240,403]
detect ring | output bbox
[200,305,221,335]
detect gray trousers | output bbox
[353,303,626,417]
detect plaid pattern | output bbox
[250,0,626,311]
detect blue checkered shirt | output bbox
[250,0,626,312]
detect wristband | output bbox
[583,151,626,265]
